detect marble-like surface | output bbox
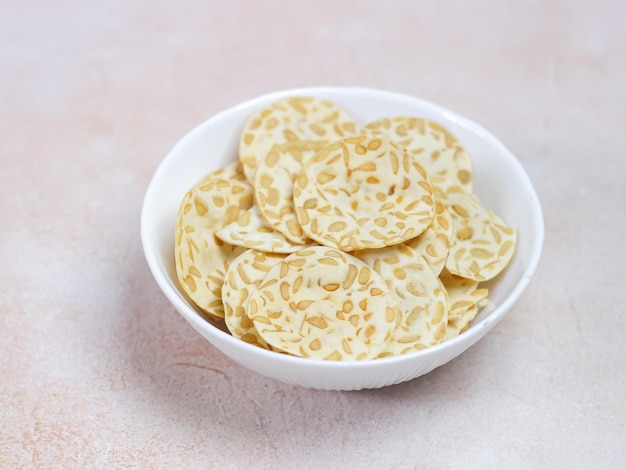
[1,0,625,468]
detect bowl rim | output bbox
[140,85,545,370]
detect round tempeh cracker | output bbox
[439,268,489,321]
[445,192,517,281]
[354,244,448,356]
[255,140,328,244]
[248,246,400,360]
[404,198,452,276]
[222,249,286,349]
[365,117,472,199]
[216,205,311,254]
[175,161,254,319]
[293,135,436,251]
[238,96,361,183]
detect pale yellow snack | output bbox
[175,162,254,319]
[404,198,452,276]
[177,101,518,358]
[445,192,517,281]
[239,96,361,183]
[248,246,399,360]
[293,135,435,251]
[216,205,311,254]
[443,304,480,341]
[354,244,448,356]
[254,140,327,244]
[222,249,286,349]
[365,116,472,199]
[439,268,489,321]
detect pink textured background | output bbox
[1,0,625,467]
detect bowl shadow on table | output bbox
[119,244,488,461]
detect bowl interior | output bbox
[141,87,544,390]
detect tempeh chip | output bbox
[365,116,473,198]
[254,140,327,244]
[216,205,312,254]
[439,268,489,321]
[222,249,286,349]
[248,246,400,360]
[293,135,435,251]
[175,162,254,319]
[443,303,482,341]
[404,198,452,276]
[354,244,448,356]
[239,96,361,183]
[445,192,517,281]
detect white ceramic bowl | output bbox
[141,87,544,390]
